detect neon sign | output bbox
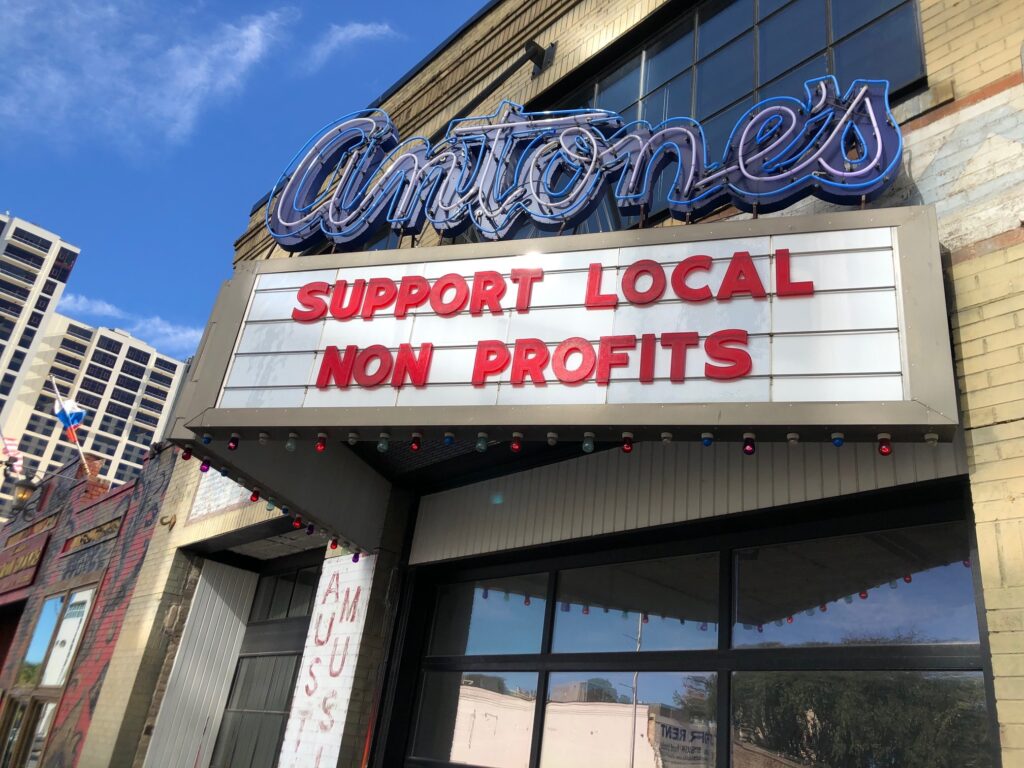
[266,77,902,251]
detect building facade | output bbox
[29,1,1024,767]
[0,216,184,508]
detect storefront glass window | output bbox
[40,588,96,687]
[0,701,26,768]
[22,702,55,768]
[249,566,320,622]
[552,553,718,652]
[428,573,548,656]
[410,671,537,767]
[733,522,979,648]
[17,596,64,687]
[731,671,992,767]
[541,672,716,768]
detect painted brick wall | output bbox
[0,445,176,768]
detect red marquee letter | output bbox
[717,252,766,300]
[510,268,543,312]
[585,263,617,308]
[775,248,814,297]
[293,281,330,322]
[510,338,550,385]
[705,329,752,380]
[472,341,510,386]
[391,344,433,388]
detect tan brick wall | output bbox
[951,234,1024,766]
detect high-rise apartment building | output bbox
[0,215,184,505]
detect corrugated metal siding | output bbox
[143,561,257,768]
[410,439,968,563]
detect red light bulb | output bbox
[742,433,756,456]
[199,459,210,473]
[510,432,523,453]
[642,613,649,624]
[524,595,531,606]
[227,433,240,451]
[315,432,327,453]
[181,447,192,461]
[582,605,590,615]
[410,432,422,452]
[819,604,828,612]
[859,590,869,600]
[621,432,633,453]
[292,515,302,529]
[250,489,260,503]
[903,574,913,583]
[877,433,893,457]
[329,538,338,550]
[786,615,794,624]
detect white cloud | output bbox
[0,1,299,146]
[304,22,398,73]
[58,293,202,357]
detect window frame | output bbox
[382,479,998,768]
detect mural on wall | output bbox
[278,554,376,768]
[0,448,177,768]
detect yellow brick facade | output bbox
[96,1,1024,766]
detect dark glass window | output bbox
[121,361,146,379]
[90,350,117,368]
[106,403,131,419]
[99,414,127,436]
[96,336,123,354]
[49,247,77,283]
[77,393,101,410]
[0,373,15,396]
[41,279,58,296]
[114,464,140,483]
[66,324,93,342]
[109,388,135,405]
[121,444,147,465]
[0,261,39,285]
[125,347,151,365]
[553,553,719,652]
[732,671,992,767]
[48,366,75,383]
[26,414,56,435]
[834,2,924,92]
[54,352,81,368]
[85,364,110,381]
[129,426,154,445]
[149,371,173,387]
[0,278,30,301]
[17,327,36,349]
[428,573,548,656]
[0,298,22,318]
[249,566,321,622]
[34,394,55,413]
[0,318,13,342]
[134,410,159,427]
[61,339,88,356]
[116,374,140,392]
[35,295,50,311]
[759,0,827,84]
[80,378,107,395]
[144,385,167,400]
[11,228,52,252]
[139,398,162,413]
[50,445,75,466]
[154,358,178,374]
[90,435,118,455]
[733,522,978,647]
[3,244,45,269]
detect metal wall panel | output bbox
[143,561,257,768]
[410,439,969,563]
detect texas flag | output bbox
[54,398,87,443]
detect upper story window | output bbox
[10,228,52,253]
[153,358,178,374]
[96,336,123,355]
[49,247,77,283]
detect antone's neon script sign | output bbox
[266,77,902,250]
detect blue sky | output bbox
[0,0,486,359]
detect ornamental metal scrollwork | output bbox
[266,76,902,251]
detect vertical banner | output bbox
[279,553,376,768]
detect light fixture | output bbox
[347,431,359,446]
[546,432,558,447]
[285,433,298,452]
[292,515,302,529]
[377,432,390,453]
[661,432,673,444]
[227,433,240,451]
[621,431,633,453]
[199,459,210,473]
[475,432,488,453]
[443,431,456,447]
[306,523,315,535]
[582,432,595,453]
[831,432,845,448]
[180,446,192,461]
[700,432,714,447]
[258,432,270,446]
[877,432,893,456]
[510,432,523,453]
[200,433,213,445]
[12,478,36,510]
[410,432,422,452]
[329,538,339,550]
[352,552,361,563]
[266,498,275,511]
[742,432,756,456]
[924,432,939,446]
[859,590,869,600]
[219,467,229,477]
[249,489,260,503]
[280,506,290,516]
[315,432,328,453]
[787,432,800,446]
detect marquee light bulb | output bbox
[582,432,595,453]
[180,446,192,461]
[661,432,673,444]
[510,432,523,453]
[219,467,229,477]
[280,506,290,516]
[475,432,488,453]
[315,432,328,453]
[352,552,360,563]
[546,432,558,447]
[787,432,800,446]
[258,432,270,446]
[786,615,794,624]
[859,590,869,600]
[377,432,390,453]
[292,515,303,529]
[329,538,339,550]
[199,459,210,473]
[200,433,213,446]
[701,432,714,448]
[227,433,240,451]
[924,432,939,447]
[877,432,892,456]
[443,431,456,447]
[306,523,315,535]
[903,574,912,583]
[285,433,298,452]
[249,489,260,503]
[742,433,756,456]
[621,432,633,453]
[266,498,275,511]
[410,432,422,452]
[524,595,531,607]
[831,432,845,448]
[347,431,359,446]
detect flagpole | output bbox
[49,376,92,477]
